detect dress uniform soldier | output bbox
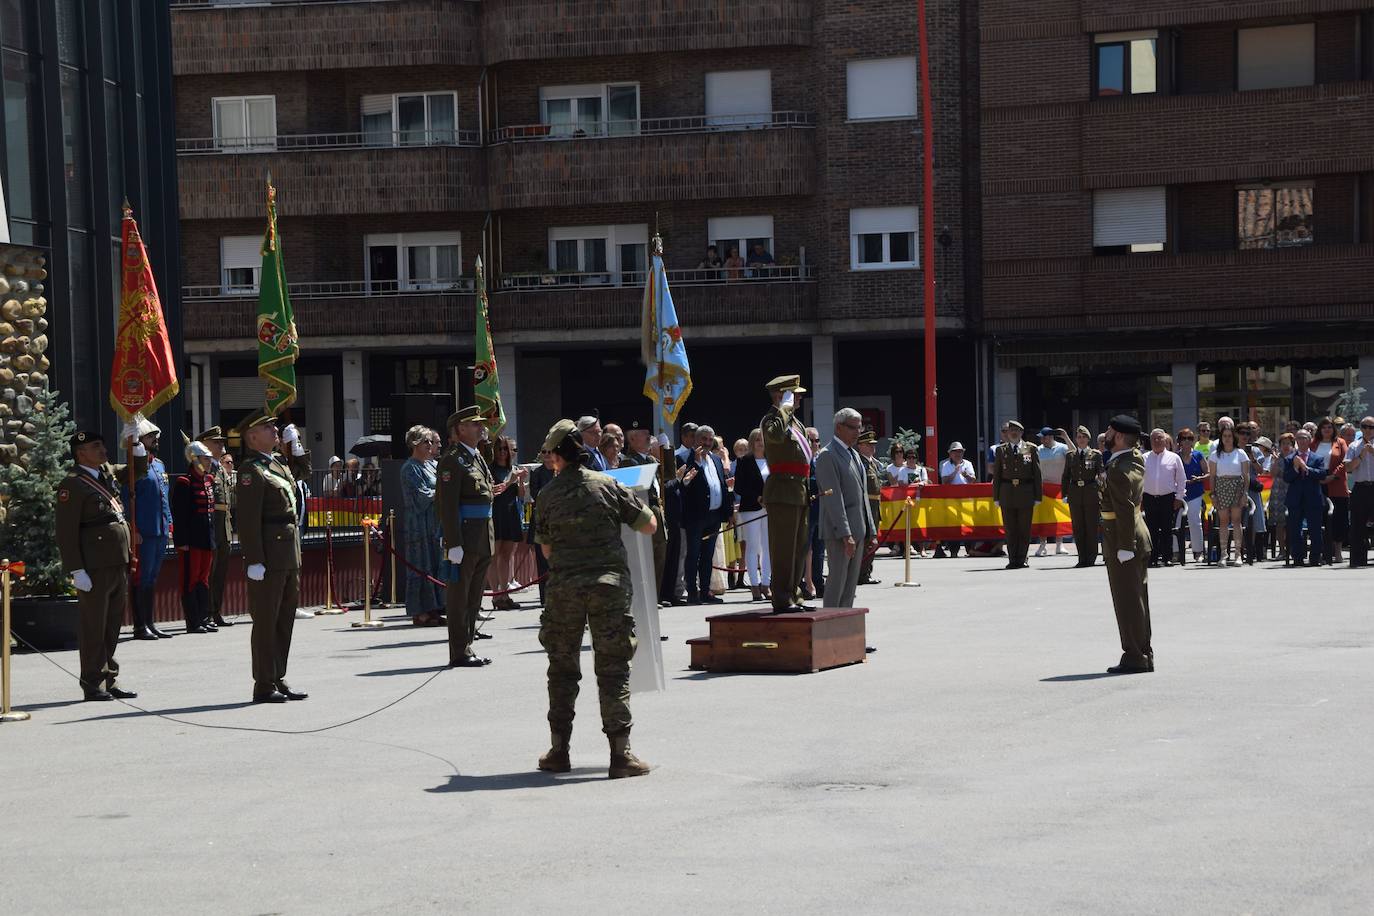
[435,405,494,668]
[992,420,1042,569]
[197,425,236,627]
[856,428,884,585]
[760,374,813,612]
[534,419,657,779]
[622,423,668,600]
[236,412,308,703]
[56,430,147,700]
[1062,425,1103,568]
[1101,415,1153,674]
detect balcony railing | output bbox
[487,111,815,144]
[170,0,401,9]
[176,129,482,155]
[497,264,814,291]
[184,278,475,302]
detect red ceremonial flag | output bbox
[110,204,179,421]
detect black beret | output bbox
[1109,414,1142,435]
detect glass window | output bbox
[1096,44,1125,96]
[1237,184,1314,249]
[1237,24,1315,91]
[60,66,89,229]
[1,0,32,51]
[583,238,606,273]
[368,244,399,291]
[220,236,262,294]
[427,93,455,144]
[607,84,638,136]
[213,96,276,151]
[397,95,426,145]
[405,242,460,289]
[859,233,884,264]
[553,238,579,272]
[888,231,914,263]
[846,58,918,120]
[56,0,83,66]
[849,207,919,270]
[1093,32,1158,97]
[618,242,645,284]
[361,92,458,146]
[367,232,462,291]
[541,84,636,138]
[1303,366,1357,422]
[100,0,119,75]
[104,84,123,237]
[2,49,43,223]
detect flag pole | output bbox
[121,201,140,615]
[918,0,939,471]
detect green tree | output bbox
[0,388,76,596]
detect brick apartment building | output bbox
[982,0,1374,437]
[170,0,981,459]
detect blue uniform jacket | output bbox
[1282,451,1328,512]
[122,457,172,538]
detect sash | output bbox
[76,471,127,523]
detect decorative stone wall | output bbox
[0,244,52,468]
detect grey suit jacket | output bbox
[815,439,877,542]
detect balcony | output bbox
[176,133,487,219]
[170,0,481,74]
[481,0,812,62]
[983,244,1374,332]
[181,280,475,341]
[486,113,816,209]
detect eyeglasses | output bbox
[842,422,863,430]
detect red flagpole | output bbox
[918,0,938,470]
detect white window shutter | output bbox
[1237,24,1315,91]
[705,71,773,125]
[708,215,774,241]
[220,235,262,270]
[1093,187,1167,247]
[360,94,393,116]
[846,58,918,120]
[850,206,918,235]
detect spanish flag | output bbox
[109,204,179,421]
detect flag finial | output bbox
[121,198,132,219]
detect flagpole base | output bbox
[0,711,31,722]
[315,608,346,616]
[893,581,921,588]
[350,620,385,629]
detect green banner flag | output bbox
[472,256,505,436]
[257,178,299,416]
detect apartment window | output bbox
[705,71,772,127]
[846,58,917,121]
[1094,31,1158,97]
[1237,24,1315,91]
[849,207,918,269]
[219,236,261,294]
[708,215,775,265]
[548,224,647,284]
[1093,187,1166,254]
[365,232,462,291]
[212,96,276,151]
[361,92,457,146]
[540,83,639,137]
[1237,183,1314,249]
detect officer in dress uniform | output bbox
[55,429,147,700]
[621,422,668,602]
[197,425,236,627]
[992,420,1042,569]
[534,419,657,779]
[1062,424,1103,568]
[236,411,309,704]
[1101,414,1153,674]
[760,374,813,613]
[856,427,884,585]
[435,405,494,668]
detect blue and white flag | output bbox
[640,239,692,433]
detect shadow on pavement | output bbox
[356,664,450,677]
[58,700,257,723]
[1040,673,1120,682]
[427,767,605,792]
[351,639,447,651]
[8,698,87,711]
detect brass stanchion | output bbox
[894,492,920,588]
[1,559,32,722]
[317,511,344,615]
[351,518,384,628]
[387,509,398,608]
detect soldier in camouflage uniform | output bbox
[197,425,237,627]
[534,419,658,779]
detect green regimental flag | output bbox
[257,177,299,416]
[472,256,505,436]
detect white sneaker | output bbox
[1055,544,1066,555]
[295,608,314,619]
[1034,544,1047,557]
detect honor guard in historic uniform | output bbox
[760,374,813,612]
[436,405,495,668]
[992,420,1042,569]
[197,425,236,627]
[856,427,884,585]
[56,429,147,700]
[1062,425,1103,568]
[622,422,668,600]
[1101,415,1153,674]
[534,419,658,779]
[236,411,309,703]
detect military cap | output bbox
[70,430,104,451]
[196,425,228,442]
[542,418,579,453]
[1004,420,1024,432]
[765,374,807,394]
[447,405,483,428]
[236,410,278,435]
[857,427,878,445]
[1038,426,1054,437]
[133,415,161,439]
[1076,425,1092,439]
[1108,414,1142,435]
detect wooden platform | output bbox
[687,607,868,674]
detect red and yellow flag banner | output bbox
[110,205,179,422]
[878,483,1073,543]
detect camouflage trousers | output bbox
[539,582,637,737]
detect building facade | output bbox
[982,0,1374,437]
[170,0,979,458]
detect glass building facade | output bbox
[0,0,181,429]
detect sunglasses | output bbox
[1179,436,1194,441]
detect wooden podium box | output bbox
[687,608,868,674]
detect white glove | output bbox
[281,424,298,444]
[781,391,794,408]
[120,420,139,442]
[131,442,147,456]
[246,563,266,581]
[72,569,92,592]
[1116,549,1134,563]
[657,433,671,449]
[447,546,464,564]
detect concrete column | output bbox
[993,362,1019,430]
[810,334,836,433]
[1172,362,1198,431]
[342,350,366,448]
[496,343,517,443]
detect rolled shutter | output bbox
[1093,187,1166,247]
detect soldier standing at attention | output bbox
[760,374,813,613]
[237,412,308,704]
[534,419,657,779]
[992,420,1042,569]
[435,406,494,668]
[56,429,147,701]
[1062,425,1103,568]
[856,428,884,585]
[197,425,236,627]
[1101,415,1153,674]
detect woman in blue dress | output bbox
[401,425,445,626]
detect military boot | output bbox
[608,732,651,779]
[538,728,572,773]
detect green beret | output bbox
[542,418,578,453]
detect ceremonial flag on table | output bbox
[109,204,179,421]
[640,235,691,433]
[257,178,299,416]
[472,256,506,436]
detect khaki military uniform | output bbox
[858,453,883,583]
[534,464,653,739]
[761,402,811,610]
[436,442,494,663]
[1102,449,1152,669]
[993,440,1042,567]
[237,451,303,697]
[208,460,234,618]
[55,457,147,695]
[1062,447,1103,566]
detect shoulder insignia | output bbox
[441,470,452,482]
[59,489,70,502]
[240,474,253,487]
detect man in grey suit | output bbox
[815,408,877,608]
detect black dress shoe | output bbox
[186,625,211,634]
[276,684,308,700]
[204,621,219,631]
[133,630,159,641]
[859,577,882,585]
[83,690,114,702]
[672,597,690,606]
[1106,664,1151,675]
[148,626,173,639]
[213,616,235,627]
[685,593,702,605]
[253,691,288,703]
[475,631,493,640]
[108,686,138,699]
[701,595,724,604]
[449,656,490,668]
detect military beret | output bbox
[196,425,228,442]
[766,374,807,394]
[542,418,579,453]
[447,405,483,428]
[857,428,878,444]
[1109,414,1142,435]
[1004,420,1024,432]
[1076,425,1092,439]
[70,430,104,450]
[236,410,278,435]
